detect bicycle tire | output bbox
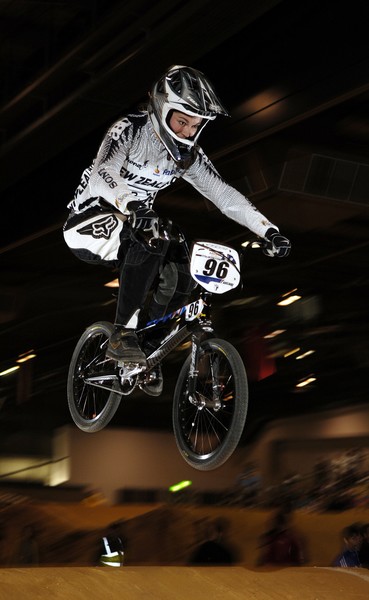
[172,338,248,470]
[67,321,122,432]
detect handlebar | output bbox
[130,215,269,259]
[129,217,186,250]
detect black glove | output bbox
[128,201,159,248]
[263,228,291,258]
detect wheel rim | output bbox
[73,331,117,421]
[177,348,237,459]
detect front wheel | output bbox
[172,338,248,470]
[67,321,122,432]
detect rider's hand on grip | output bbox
[263,228,291,258]
[128,201,160,249]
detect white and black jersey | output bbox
[67,111,277,239]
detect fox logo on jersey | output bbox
[77,215,119,239]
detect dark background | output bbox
[1,0,369,450]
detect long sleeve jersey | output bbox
[68,111,277,238]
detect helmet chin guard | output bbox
[148,65,229,162]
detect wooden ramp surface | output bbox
[1,566,368,600]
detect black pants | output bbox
[116,229,196,326]
[64,209,195,327]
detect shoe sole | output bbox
[106,349,147,367]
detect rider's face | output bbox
[168,111,202,139]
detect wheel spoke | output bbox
[179,349,235,455]
[69,326,121,427]
[74,335,105,419]
[173,338,248,470]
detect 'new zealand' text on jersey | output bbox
[68,111,276,238]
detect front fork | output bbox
[187,332,201,404]
[186,293,222,410]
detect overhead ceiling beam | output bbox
[0,0,283,192]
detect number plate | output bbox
[190,241,241,294]
[185,298,204,321]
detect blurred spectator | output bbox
[358,523,369,568]
[332,523,362,567]
[232,463,261,506]
[324,485,355,512]
[344,448,365,486]
[17,525,39,565]
[256,507,306,566]
[331,452,348,481]
[279,472,302,509]
[0,522,7,566]
[188,517,238,565]
[98,522,125,567]
[313,457,331,489]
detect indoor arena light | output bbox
[16,350,36,364]
[277,294,301,306]
[284,347,301,358]
[296,376,316,388]
[0,365,20,377]
[264,329,286,339]
[296,350,315,360]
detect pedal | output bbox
[118,362,146,378]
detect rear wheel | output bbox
[172,338,248,470]
[67,322,122,432]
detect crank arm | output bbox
[119,364,146,378]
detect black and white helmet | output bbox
[148,65,229,162]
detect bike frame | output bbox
[84,239,242,394]
[68,238,251,470]
[136,288,213,398]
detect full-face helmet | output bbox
[148,65,229,162]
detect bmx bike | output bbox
[67,238,253,471]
